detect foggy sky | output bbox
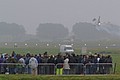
[0,0,120,34]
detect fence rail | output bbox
[0,63,115,75]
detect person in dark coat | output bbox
[99,55,106,74]
[47,55,55,74]
[104,55,112,74]
[55,53,64,75]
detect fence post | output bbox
[113,63,116,74]
[84,64,86,76]
[54,64,56,75]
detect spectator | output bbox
[35,54,42,74]
[68,54,76,74]
[41,52,49,74]
[47,55,55,74]
[0,55,4,74]
[105,55,112,74]
[17,55,25,74]
[8,55,16,74]
[63,56,70,75]
[25,53,31,74]
[29,55,38,75]
[55,53,64,75]
[99,55,106,74]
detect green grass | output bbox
[0,47,59,55]
[0,47,120,74]
[0,47,120,79]
[0,74,120,80]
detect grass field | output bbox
[0,47,120,73]
[0,74,120,80]
[0,43,120,79]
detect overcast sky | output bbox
[0,0,120,34]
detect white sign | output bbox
[5,43,8,45]
[81,47,87,54]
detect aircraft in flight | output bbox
[93,16,101,26]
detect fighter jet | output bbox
[93,16,101,26]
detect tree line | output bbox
[0,22,119,42]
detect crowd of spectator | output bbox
[0,51,112,75]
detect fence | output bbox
[0,63,116,75]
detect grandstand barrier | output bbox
[56,63,84,75]
[85,63,114,74]
[0,63,115,75]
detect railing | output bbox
[85,63,114,74]
[0,63,115,75]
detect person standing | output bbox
[47,55,55,74]
[63,56,70,75]
[18,55,25,74]
[55,53,64,75]
[29,55,38,75]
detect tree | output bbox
[0,22,26,42]
[36,23,69,41]
[72,22,110,41]
[0,22,26,36]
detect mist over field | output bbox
[0,0,120,42]
[0,22,120,42]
